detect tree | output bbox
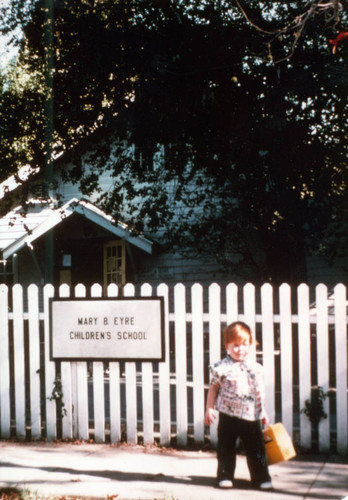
[0,0,347,283]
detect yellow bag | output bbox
[263,423,296,465]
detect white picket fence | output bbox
[0,282,347,454]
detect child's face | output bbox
[225,338,251,361]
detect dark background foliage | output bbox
[0,0,347,283]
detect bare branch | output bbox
[234,0,277,35]
[234,0,344,62]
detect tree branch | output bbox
[234,0,344,62]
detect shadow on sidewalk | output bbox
[1,460,348,499]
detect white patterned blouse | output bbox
[210,354,267,422]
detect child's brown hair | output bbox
[222,321,253,346]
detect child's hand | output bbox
[262,417,269,428]
[205,407,217,425]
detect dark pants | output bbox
[217,412,271,486]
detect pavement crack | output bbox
[303,459,327,499]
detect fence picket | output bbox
[316,284,330,452]
[243,284,256,360]
[107,284,121,444]
[298,284,311,449]
[91,284,105,443]
[44,284,57,440]
[109,362,121,443]
[141,283,155,446]
[279,284,293,436]
[174,283,188,447]
[192,283,205,443]
[208,283,221,448]
[226,283,238,323]
[28,285,41,439]
[0,285,10,438]
[13,285,26,438]
[124,283,137,445]
[74,284,89,440]
[59,284,73,440]
[261,283,275,424]
[76,362,89,440]
[158,283,171,446]
[93,361,105,443]
[334,284,348,454]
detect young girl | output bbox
[205,321,272,490]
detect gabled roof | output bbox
[0,198,153,259]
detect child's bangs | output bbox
[223,322,253,345]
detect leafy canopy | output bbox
[0,0,347,283]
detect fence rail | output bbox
[0,282,347,453]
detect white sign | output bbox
[49,297,165,361]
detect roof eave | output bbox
[2,199,153,259]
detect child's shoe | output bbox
[218,479,233,488]
[259,481,273,490]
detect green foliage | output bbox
[0,0,347,283]
[301,386,329,427]
[47,375,67,419]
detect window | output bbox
[59,253,72,285]
[103,240,126,287]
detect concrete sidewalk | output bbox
[0,441,348,500]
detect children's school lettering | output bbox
[69,331,148,340]
[71,316,148,340]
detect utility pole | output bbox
[44,0,54,284]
